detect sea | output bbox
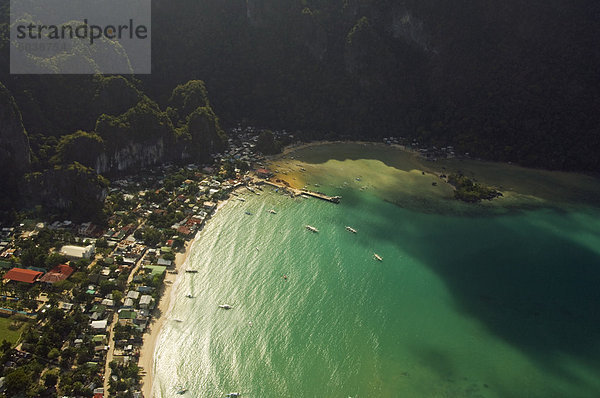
[151,143,600,397]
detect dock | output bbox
[258,179,341,204]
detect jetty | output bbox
[259,179,341,204]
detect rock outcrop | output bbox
[0,83,31,177]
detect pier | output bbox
[258,179,341,204]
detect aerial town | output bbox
[0,127,280,397]
[0,125,465,397]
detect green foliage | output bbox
[95,98,176,150]
[4,367,30,394]
[23,162,108,222]
[43,369,59,388]
[47,347,60,360]
[137,227,164,247]
[448,174,501,203]
[168,80,210,125]
[51,130,104,168]
[45,252,68,269]
[162,252,175,262]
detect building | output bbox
[60,244,95,259]
[139,295,153,309]
[2,268,43,284]
[39,264,74,284]
[90,319,108,331]
[256,168,273,178]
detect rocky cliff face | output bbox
[94,137,167,174]
[0,83,31,177]
[23,163,108,222]
[0,83,32,214]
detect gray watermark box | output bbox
[10,0,151,74]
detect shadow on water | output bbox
[365,201,600,389]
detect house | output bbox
[256,168,273,178]
[3,268,43,284]
[139,295,153,309]
[157,258,172,267]
[118,310,137,324]
[126,291,140,300]
[101,298,115,308]
[137,286,153,294]
[90,319,108,331]
[203,201,217,211]
[177,226,193,237]
[60,244,95,259]
[123,298,135,308]
[92,335,107,345]
[39,264,74,284]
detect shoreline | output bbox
[138,238,194,398]
[269,140,600,208]
[138,192,237,398]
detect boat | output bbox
[374,253,383,261]
[226,393,240,397]
[345,226,357,233]
[268,209,277,214]
[173,318,183,323]
[237,197,246,202]
[245,211,253,215]
[219,304,234,310]
[305,225,319,233]
[186,294,194,298]
[185,270,198,273]
[176,388,188,394]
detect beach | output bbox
[138,192,238,398]
[138,238,194,398]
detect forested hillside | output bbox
[144,0,600,170]
[1,0,599,182]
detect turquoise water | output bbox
[152,162,600,397]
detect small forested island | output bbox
[447,174,502,203]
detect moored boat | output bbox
[305,225,319,233]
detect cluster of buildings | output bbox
[0,130,279,396]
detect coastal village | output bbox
[0,127,282,398]
[0,127,470,397]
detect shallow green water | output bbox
[152,151,600,398]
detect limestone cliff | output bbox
[23,163,108,222]
[0,83,31,177]
[0,82,31,214]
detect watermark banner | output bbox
[10,0,151,74]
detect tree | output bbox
[45,252,67,269]
[47,348,60,360]
[51,130,105,168]
[4,368,30,394]
[43,370,59,388]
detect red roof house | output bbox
[177,226,193,237]
[39,264,74,284]
[3,268,43,284]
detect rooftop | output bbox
[39,264,74,284]
[3,268,43,283]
